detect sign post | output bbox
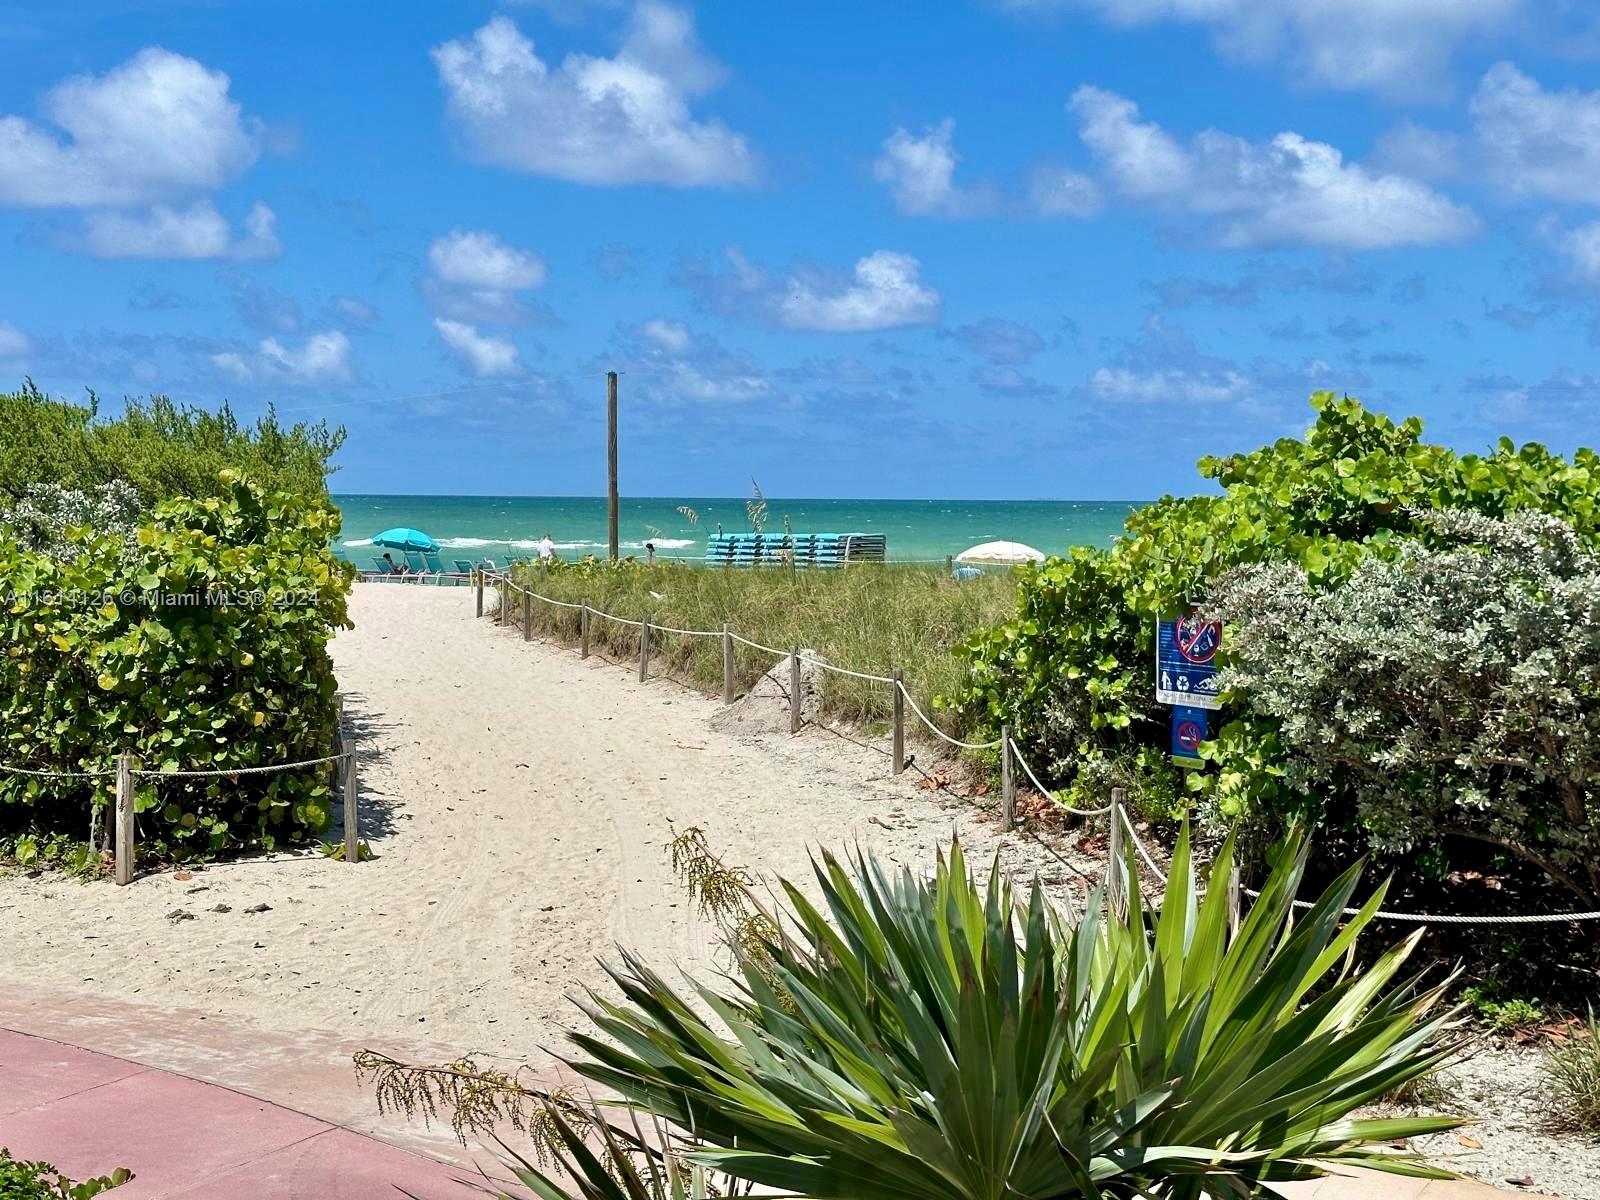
[1155,612,1221,764]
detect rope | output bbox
[1116,805,1170,885]
[728,631,792,657]
[521,590,585,611]
[589,610,644,630]
[1008,738,1112,816]
[1239,886,1600,925]
[799,656,896,685]
[897,681,1001,751]
[648,622,719,638]
[134,753,346,779]
[0,763,115,779]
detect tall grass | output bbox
[505,562,1014,742]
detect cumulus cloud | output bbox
[0,46,279,260]
[617,319,767,401]
[941,318,1047,365]
[0,47,260,207]
[0,322,28,358]
[1543,218,1600,286]
[211,331,351,384]
[432,7,754,187]
[435,319,521,376]
[779,252,940,332]
[1005,0,1519,99]
[426,229,548,323]
[873,119,996,217]
[642,317,691,351]
[1470,62,1600,203]
[1068,85,1480,249]
[677,247,941,332]
[1027,166,1102,217]
[78,200,278,260]
[429,229,548,290]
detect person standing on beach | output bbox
[538,532,555,563]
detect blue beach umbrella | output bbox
[371,527,439,552]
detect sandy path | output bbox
[0,584,1079,1072]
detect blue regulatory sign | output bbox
[1170,705,1209,763]
[1155,614,1222,710]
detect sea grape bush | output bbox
[0,474,353,857]
[1207,510,1600,905]
[951,394,1600,876]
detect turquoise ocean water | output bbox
[333,495,1146,564]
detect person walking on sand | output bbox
[538,532,555,563]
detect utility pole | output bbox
[607,370,619,563]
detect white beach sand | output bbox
[0,583,1085,1071]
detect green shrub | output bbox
[0,1149,129,1199]
[0,380,343,506]
[1459,986,1545,1034]
[553,830,1465,1199]
[1547,1009,1600,1134]
[952,393,1600,855]
[1206,510,1600,905]
[0,474,353,857]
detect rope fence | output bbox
[0,703,363,887]
[479,567,1600,930]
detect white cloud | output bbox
[0,322,28,358]
[0,47,260,208]
[1543,218,1600,285]
[1369,121,1464,180]
[211,331,352,384]
[1028,166,1102,217]
[428,229,547,290]
[1089,365,1251,404]
[779,251,940,332]
[873,119,993,217]
[434,319,521,376]
[1471,62,1600,203]
[432,8,754,187]
[642,317,691,351]
[1009,0,1519,99]
[78,200,279,260]
[1068,85,1480,249]
[334,296,378,325]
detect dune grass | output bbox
[504,561,1014,742]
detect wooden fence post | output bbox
[945,554,953,575]
[639,616,651,682]
[1227,864,1241,939]
[580,602,590,659]
[498,578,507,626]
[114,751,134,886]
[522,587,531,642]
[1000,724,1015,831]
[789,648,802,734]
[474,570,483,618]
[1108,788,1127,917]
[343,751,359,864]
[891,668,905,775]
[722,623,734,704]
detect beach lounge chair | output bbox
[423,551,449,581]
[371,557,397,580]
[453,558,475,575]
[403,549,428,578]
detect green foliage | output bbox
[563,831,1465,1199]
[1547,1009,1600,1134]
[0,474,353,857]
[953,393,1600,856]
[2,483,142,559]
[1208,510,1600,904]
[510,556,1011,740]
[0,1149,129,1199]
[1459,987,1545,1033]
[0,380,343,506]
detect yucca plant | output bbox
[541,830,1464,1200]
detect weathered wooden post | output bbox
[721,623,734,704]
[580,602,591,658]
[945,554,953,575]
[343,750,359,864]
[498,578,508,626]
[1108,788,1127,917]
[639,616,652,682]
[1227,864,1242,939]
[114,751,135,886]
[474,570,483,618]
[891,668,905,774]
[522,587,532,642]
[1000,724,1015,831]
[789,648,802,734]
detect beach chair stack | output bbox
[704,533,886,568]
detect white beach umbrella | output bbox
[955,540,1047,564]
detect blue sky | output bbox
[4,0,1600,498]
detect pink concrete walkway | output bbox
[0,1028,512,1199]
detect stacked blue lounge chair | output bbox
[704,533,886,568]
